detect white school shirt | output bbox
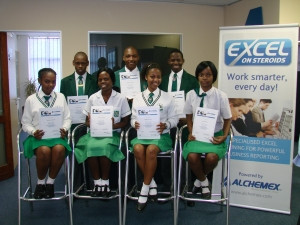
[83,89,131,132]
[21,90,71,135]
[184,87,232,133]
[167,69,183,92]
[125,66,139,73]
[131,88,179,134]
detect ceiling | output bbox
[120,0,241,6]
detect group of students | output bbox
[21,46,234,212]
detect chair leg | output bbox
[118,161,122,225]
[123,152,130,225]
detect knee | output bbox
[146,145,159,159]
[134,144,144,159]
[187,153,199,165]
[35,147,51,160]
[205,154,219,166]
[52,145,66,157]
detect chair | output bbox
[70,123,123,225]
[123,126,178,225]
[17,129,73,225]
[175,125,233,225]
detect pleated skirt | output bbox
[74,131,124,164]
[130,133,173,152]
[23,136,71,159]
[182,130,227,160]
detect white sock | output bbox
[46,177,55,185]
[138,183,149,203]
[200,178,210,194]
[194,179,201,188]
[37,178,46,185]
[149,178,157,195]
[102,179,110,191]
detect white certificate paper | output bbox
[192,107,219,143]
[67,95,88,124]
[120,72,141,99]
[136,106,160,139]
[90,106,113,137]
[168,90,185,118]
[39,107,63,139]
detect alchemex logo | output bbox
[225,39,291,66]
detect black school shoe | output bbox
[137,194,148,212]
[91,185,102,197]
[192,185,202,194]
[148,187,158,202]
[44,184,54,199]
[200,182,212,199]
[34,184,46,199]
[100,185,111,198]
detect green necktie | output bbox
[148,92,154,104]
[44,95,51,107]
[171,73,177,92]
[199,93,207,107]
[78,75,84,96]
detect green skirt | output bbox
[130,133,172,152]
[74,131,124,164]
[182,130,227,160]
[23,136,71,159]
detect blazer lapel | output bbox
[69,74,77,96]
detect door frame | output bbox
[0,32,14,180]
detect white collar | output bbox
[171,69,183,79]
[125,66,139,73]
[75,72,87,79]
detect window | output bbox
[90,44,106,74]
[28,36,61,91]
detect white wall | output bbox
[0,0,224,75]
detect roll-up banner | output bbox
[218,24,299,214]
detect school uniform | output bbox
[130,88,179,151]
[182,87,231,160]
[74,90,131,164]
[160,69,199,96]
[60,72,98,99]
[114,66,147,92]
[21,90,72,158]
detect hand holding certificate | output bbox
[90,106,113,137]
[39,107,63,139]
[136,106,160,139]
[192,107,219,143]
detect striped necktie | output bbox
[148,92,154,104]
[171,73,177,92]
[78,75,84,96]
[44,95,51,107]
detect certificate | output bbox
[90,106,113,137]
[119,72,141,99]
[168,90,185,118]
[136,106,160,139]
[192,107,219,143]
[39,107,63,139]
[67,95,88,124]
